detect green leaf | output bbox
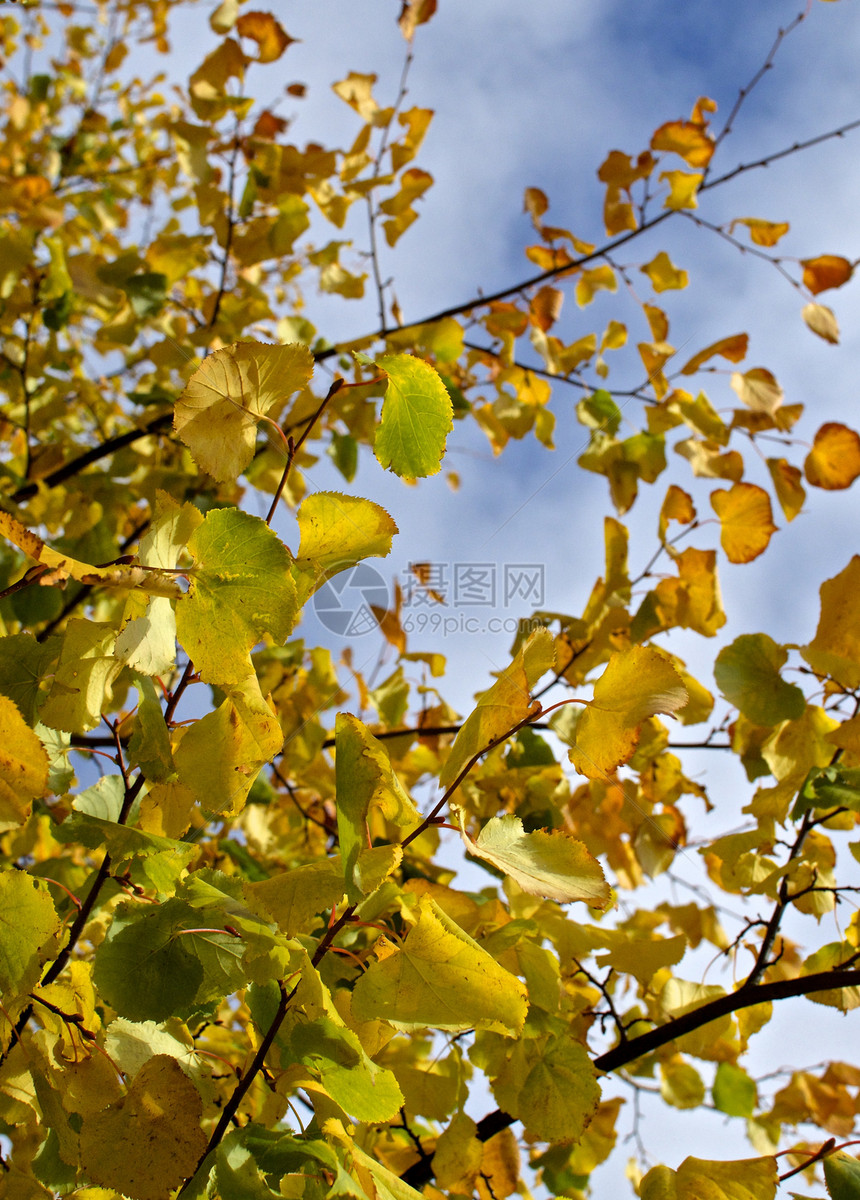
[792,765,860,820]
[825,1151,860,1200]
[712,1062,757,1118]
[176,508,297,686]
[0,633,58,724]
[439,628,555,788]
[335,713,420,902]
[0,871,61,1003]
[491,1031,601,1143]
[373,353,453,477]
[54,811,197,876]
[458,813,609,906]
[714,633,806,725]
[128,677,175,782]
[38,619,121,733]
[351,895,528,1034]
[0,694,49,829]
[577,389,622,437]
[174,341,314,483]
[123,271,168,318]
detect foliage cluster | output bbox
[2,2,860,1199]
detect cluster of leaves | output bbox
[2,2,860,1199]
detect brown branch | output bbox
[400,968,860,1189]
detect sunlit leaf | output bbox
[79,1056,207,1200]
[802,301,840,343]
[641,251,689,292]
[641,1156,777,1200]
[730,217,790,247]
[804,422,860,490]
[729,367,783,415]
[352,896,528,1034]
[802,556,860,688]
[176,508,297,686]
[569,646,688,778]
[801,254,853,295]
[457,813,610,906]
[439,628,554,788]
[0,871,60,1003]
[710,483,777,563]
[767,458,806,521]
[374,353,454,477]
[714,634,805,725]
[235,11,294,62]
[680,333,748,375]
[174,341,313,483]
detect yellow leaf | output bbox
[0,511,179,597]
[235,11,294,61]
[651,119,715,168]
[173,341,313,483]
[292,491,398,606]
[729,367,783,415]
[479,1129,520,1200]
[767,458,806,521]
[711,483,777,564]
[0,695,48,829]
[398,0,437,40]
[641,1156,777,1200]
[458,813,609,907]
[680,333,748,375]
[801,254,853,295]
[803,556,860,689]
[644,303,669,341]
[641,251,688,292]
[802,301,840,343]
[78,1056,207,1200]
[439,628,554,788]
[660,169,703,210]
[570,647,688,778]
[597,149,655,188]
[351,896,528,1034]
[575,265,617,307]
[730,217,790,247]
[675,438,743,481]
[332,72,392,126]
[603,185,637,235]
[804,422,860,490]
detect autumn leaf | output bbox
[457,813,610,907]
[351,896,528,1034]
[680,333,748,375]
[802,301,840,343]
[641,251,689,292]
[235,11,294,62]
[569,646,688,778]
[804,423,860,490]
[173,341,313,483]
[710,483,777,563]
[802,556,860,689]
[801,254,853,294]
[730,217,790,247]
[79,1056,207,1200]
[729,367,783,415]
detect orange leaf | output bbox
[235,11,294,62]
[398,0,437,40]
[651,120,715,168]
[524,187,549,225]
[603,186,637,236]
[529,286,564,332]
[575,265,616,307]
[597,149,655,188]
[804,423,860,490]
[711,483,777,564]
[801,255,853,295]
[730,218,790,248]
[681,333,748,375]
[659,485,696,541]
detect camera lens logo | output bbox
[313,563,390,636]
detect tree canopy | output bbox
[2,2,860,1198]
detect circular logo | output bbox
[313,562,390,637]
